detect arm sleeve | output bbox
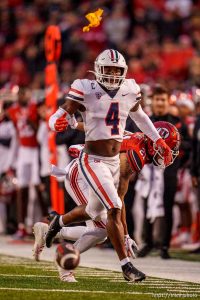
[129,105,160,142]
[65,79,86,106]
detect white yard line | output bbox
[0,287,198,297]
[0,274,58,278]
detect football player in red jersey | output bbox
[8,87,48,238]
[64,121,180,238]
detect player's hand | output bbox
[54,113,68,132]
[124,235,138,259]
[68,147,80,158]
[49,107,69,132]
[67,114,78,129]
[155,138,173,167]
[68,144,84,158]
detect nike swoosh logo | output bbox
[122,93,129,96]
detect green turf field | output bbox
[0,255,199,300]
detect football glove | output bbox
[49,107,68,132]
[68,144,84,158]
[54,113,68,132]
[154,138,173,167]
[124,234,138,259]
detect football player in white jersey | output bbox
[47,49,172,282]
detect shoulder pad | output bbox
[126,79,140,95]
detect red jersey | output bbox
[68,132,152,173]
[121,132,151,172]
[8,103,38,147]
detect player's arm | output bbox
[76,122,84,131]
[49,79,87,132]
[129,102,172,166]
[129,102,161,142]
[118,153,135,235]
[49,100,83,132]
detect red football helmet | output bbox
[147,121,181,168]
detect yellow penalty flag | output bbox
[83,8,104,32]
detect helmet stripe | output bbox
[114,50,119,62]
[110,49,114,61]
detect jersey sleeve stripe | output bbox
[127,150,142,172]
[67,94,84,101]
[70,88,84,96]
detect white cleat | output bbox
[60,272,78,283]
[33,222,48,261]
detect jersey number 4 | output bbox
[105,102,119,135]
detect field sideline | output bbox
[0,255,200,300]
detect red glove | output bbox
[155,138,173,167]
[54,113,68,132]
[68,144,84,158]
[68,147,80,158]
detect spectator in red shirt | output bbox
[8,87,48,239]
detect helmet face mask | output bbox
[94,49,128,90]
[147,121,181,168]
[152,143,179,168]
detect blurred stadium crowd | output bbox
[0,0,200,256]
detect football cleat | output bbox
[59,271,77,283]
[122,262,146,282]
[47,210,59,222]
[45,214,61,248]
[33,222,48,261]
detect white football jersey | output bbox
[66,79,141,142]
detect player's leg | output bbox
[15,147,30,238]
[56,227,107,282]
[31,148,49,218]
[79,152,146,282]
[33,222,91,261]
[79,152,127,257]
[45,162,91,247]
[15,186,29,238]
[73,227,107,252]
[33,221,107,277]
[33,222,48,261]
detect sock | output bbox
[59,216,65,227]
[120,257,130,266]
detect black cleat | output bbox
[45,214,61,248]
[47,211,59,222]
[122,262,146,282]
